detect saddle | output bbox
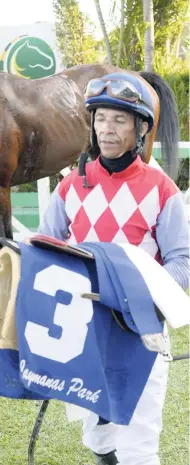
[0,235,189,356]
[0,236,94,351]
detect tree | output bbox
[93,0,113,64]
[108,0,188,71]
[109,0,145,70]
[154,0,188,54]
[153,0,188,72]
[142,0,154,71]
[53,0,100,67]
[116,0,125,65]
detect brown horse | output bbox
[0,63,180,238]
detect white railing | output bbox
[153,141,190,149]
[12,167,72,240]
[12,217,33,241]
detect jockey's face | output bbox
[94,108,148,159]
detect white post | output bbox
[37,177,50,224]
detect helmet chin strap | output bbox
[133,117,145,158]
[89,111,99,159]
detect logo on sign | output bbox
[0,35,56,79]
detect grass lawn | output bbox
[0,327,189,465]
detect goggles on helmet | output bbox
[85,78,142,103]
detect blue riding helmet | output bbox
[79,73,156,185]
[85,72,155,133]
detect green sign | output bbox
[0,35,56,79]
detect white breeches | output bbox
[82,352,169,465]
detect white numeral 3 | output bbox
[25,265,93,363]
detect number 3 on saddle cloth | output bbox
[0,236,189,425]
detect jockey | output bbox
[38,72,189,465]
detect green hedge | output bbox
[163,71,189,189]
[164,71,189,141]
